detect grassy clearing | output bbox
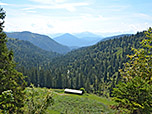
[25,88,116,114]
[47,89,115,114]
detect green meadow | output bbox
[25,87,116,114]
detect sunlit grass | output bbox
[25,88,116,114]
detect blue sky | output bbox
[1,0,152,36]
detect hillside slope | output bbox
[47,32,144,94]
[7,38,60,68]
[6,31,71,54]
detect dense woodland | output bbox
[16,31,145,96]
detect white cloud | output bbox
[134,13,152,20]
[22,7,35,11]
[4,10,152,36]
[29,0,67,4]
[4,15,53,34]
[3,0,152,36]
[26,10,37,13]
[0,2,9,6]
[22,2,89,12]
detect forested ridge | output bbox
[7,38,60,68]
[6,31,71,54]
[17,31,145,96]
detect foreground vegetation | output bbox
[112,28,152,113]
[0,8,26,113]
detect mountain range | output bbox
[54,32,103,48]
[6,31,131,55]
[6,31,71,54]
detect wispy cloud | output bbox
[22,2,89,12]
[3,0,152,36]
[29,0,67,5]
[26,10,37,13]
[0,2,10,6]
[134,13,152,20]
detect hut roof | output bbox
[64,89,83,95]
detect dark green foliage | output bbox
[113,76,152,114]
[0,8,26,113]
[7,38,60,68]
[0,90,15,113]
[112,28,152,114]
[80,88,86,94]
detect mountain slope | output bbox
[6,31,71,54]
[7,38,60,68]
[47,32,144,92]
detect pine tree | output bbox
[0,8,26,113]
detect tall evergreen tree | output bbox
[0,8,26,113]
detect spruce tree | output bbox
[0,8,26,113]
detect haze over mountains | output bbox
[6,31,132,56]
[6,31,104,53]
[54,32,103,48]
[54,33,86,48]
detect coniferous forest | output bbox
[17,32,144,95]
